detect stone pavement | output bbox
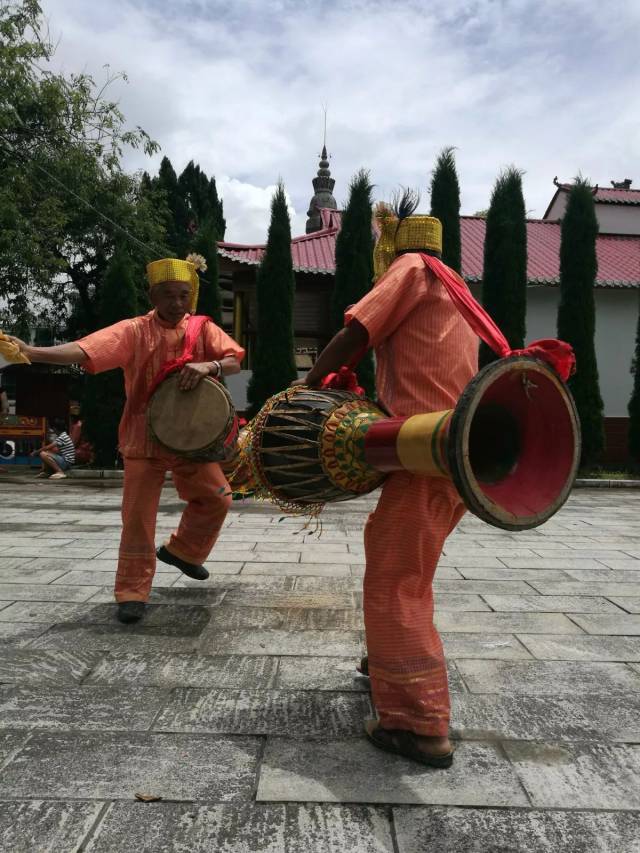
[1,477,640,852]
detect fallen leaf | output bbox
[134,792,163,802]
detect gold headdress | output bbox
[146,254,208,313]
[372,190,443,280]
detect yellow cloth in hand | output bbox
[0,332,30,364]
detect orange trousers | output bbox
[115,453,232,602]
[363,471,465,736]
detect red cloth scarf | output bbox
[418,254,576,382]
[146,314,211,402]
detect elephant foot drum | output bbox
[148,373,239,462]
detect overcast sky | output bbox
[43,0,639,243]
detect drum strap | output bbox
[417,254,576,382]
[146,314,212,402]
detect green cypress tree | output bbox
[479,167,528,367]
[557,177,604,468]
[246,182,297,417]
[429,146,462,273]
[330,169,375,398]
[192,218,223,326]
[209,178,226,239]
[157,156,190,257]
[81,245,138,467]
[629,295,640,470]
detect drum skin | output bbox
[148,374,238,462]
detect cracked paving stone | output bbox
[455,659,640,695]
[0,731,261,801]
[0,649,101,685]
[0,800,103,853]
[257,738,528,806]
[0,684,170,731]
[88,652,278,689]
[154,688,372,737]
[393,806,640,853]
[504,740,640,809]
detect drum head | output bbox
[149,374,231,454]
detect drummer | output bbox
[6,256,244,623]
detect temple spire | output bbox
[305,127,337,234]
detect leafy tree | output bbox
[192,218,223,325]
[81,244,138,466]
[246,182,297,417]
[629,295,640,469]
[479,167,528,367]
[430,146,462,273]
[0,1,165,338]
[330,169,375,398]
[557,177,604,467]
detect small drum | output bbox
[148,373,238,462]
[246,387,386,511]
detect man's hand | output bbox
[290,378,308,388]
[178,362,212,391]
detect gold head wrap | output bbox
[146,254,207,313]
[373,207,443,280]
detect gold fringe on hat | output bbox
[372,208,443,280]
[146,258,201,313]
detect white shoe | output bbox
[49,472,67,480]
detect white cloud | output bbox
[41,0,640,241]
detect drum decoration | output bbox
[228,356,581,531]
[148,374,239,463]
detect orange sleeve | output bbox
[203,322,245,363]
[76,320,135,374]
[344,258,427,347]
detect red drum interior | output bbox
[468,369,576,517]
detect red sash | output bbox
[146,314,211,402]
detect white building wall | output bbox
[545,192,640,235]
[526,287,637,417]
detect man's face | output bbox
[151,281,192,324]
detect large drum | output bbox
[239,387,386,511]
[148,374,238,462]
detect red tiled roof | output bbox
[219,208,640,288]
[553,183,640,206]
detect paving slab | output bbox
[569,614,640,635]
[154,688,372,737]
[518,634,640,661]
[0,583,101,603]
[393,806,640,853]
[607,596,640,613]
[457,568,573,582]
[204,605,363,631]
[0,557,35,571]
[0,621,53,646]
[257,738,528,806]
[433,580,540,595]
[199,628,363,658]
[0,565,69,584]
[0,649,101,685]
[527,580,640,597]
[88,652,279,689]
[455,659,640,695]
[87,586,228,606]
[0,731,261,801]
[442,633,533,660]
[223,588,356,609]
[0,731,30,770]
[0,684,170,731]
[435,612,583,635]
[481,594,624,613]
[0,800,103,853]
[52,569,179,587]
[504,740,640,809]
[241,562,352,577]
[27,624,202,653]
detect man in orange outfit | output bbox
[7,257,244,624]
[298,199,478,767]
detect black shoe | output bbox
[117,601,146,624]
[156,545,210,580]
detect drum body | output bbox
[250,388,386,509]
[148,374,238,462]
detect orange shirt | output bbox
[77,310,245,458]
[345,253,478,417]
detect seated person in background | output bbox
[0,380,8,415]
[32,417,76,479]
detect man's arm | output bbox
[5,337,88,366]
[301,320,369,388]
[178,355,242,391]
